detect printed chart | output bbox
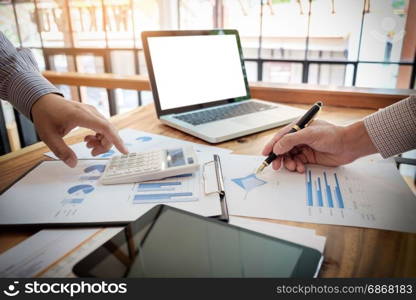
[0,153,222,225]
[221,154,416,233]
[231,173,267,199]
[132,174,198,204]
[305,167,375,221]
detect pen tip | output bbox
[316,101,323,107]
[256,165,265,174]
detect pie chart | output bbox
[67,184,95,194]
[84,164,106,173]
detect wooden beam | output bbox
[42,71,416,109]
[249,82,416,109]
[43,71,151,91]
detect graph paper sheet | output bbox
[0,153,221,226]
[222,154,416,233]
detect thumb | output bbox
[262,123,294,156]
[43,132,78,167]
[272,128,314,155]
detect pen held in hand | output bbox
[256,101,323,174]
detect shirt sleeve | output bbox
[0,31,62,119]
[364,95,416,158]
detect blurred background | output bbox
[0,0,415,152]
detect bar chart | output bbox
[306,170,345,209]
[132,173,199,204]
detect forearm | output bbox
[364,96,416,158]
[0,32,62,119]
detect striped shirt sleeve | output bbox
[364,95,416,158]
[0,31,62,119]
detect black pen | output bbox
[256,101,323,174]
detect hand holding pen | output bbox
[258,102,376,174]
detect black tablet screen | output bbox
[73,206,320,277]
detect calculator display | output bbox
[166,149,186,168]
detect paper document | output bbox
[0,153,221,226]
[0,228,122,278]
[229,217,326,253]
[222,154,416,233]
[44,128,232,160]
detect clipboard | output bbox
[202,154,229,222]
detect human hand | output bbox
[262,119,377,173]
[31,93,128,167]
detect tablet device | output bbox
[73,205,323,278]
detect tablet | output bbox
[73,205,323,278]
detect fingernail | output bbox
[65,157,76,168]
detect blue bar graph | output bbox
[62,198,84,204]
[138,182,181,189]
[69,198,84,204]
[316,177,324,207]
[306,170,313,206]
[323,172,334,208]
[133,192,195,204]
[334,173,345,209]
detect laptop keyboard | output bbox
[173,101,276,126]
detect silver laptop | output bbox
[142,29,305,143]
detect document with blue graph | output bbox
[222,154,416,233]
[0,153,221,226]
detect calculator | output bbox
[100,146,199,185]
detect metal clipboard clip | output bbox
[202,154,229,222]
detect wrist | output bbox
[342,120,378,162]
[31,93,63,119]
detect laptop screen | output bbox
[147,33,249,111]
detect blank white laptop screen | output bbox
[147,34,248,111]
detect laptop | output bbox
[141,29,305,143]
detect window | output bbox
[0,0,415,110]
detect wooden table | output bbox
[1,103,415,277]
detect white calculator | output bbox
[100,146,199,185]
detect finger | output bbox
[294,156,306,173]
[302,147,317,164]
[86,139,101,149]
[272,157,282,170]
[297,152,308,164]
[283,156,297,172]
[95,124,128,154]
[272,128,314,156]
[88,137,112,156]
[91,145,110,156]
[75,114,128,154]
[84,135,96,143]
[262,123,294,156]
[42,132,77,167]
[100,136,112,151]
